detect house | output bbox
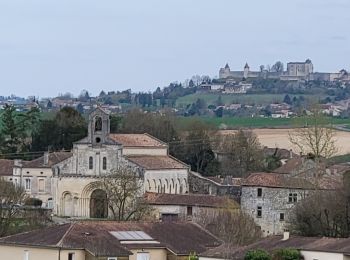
[0,221,222,260]
[199,233,350,260]
[240,172,315,236]
[144,192,238,221]
[189,171,241,199]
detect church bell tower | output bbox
[88,107,110,146]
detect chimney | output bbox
[44,152,49,166]
[282,231,290,241]
[14,159,22,167]
[289,149,293,159]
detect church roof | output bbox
[109,134,167,147]
[126,155,188,170]
[23,152,72,168]
[144,192,238,208]
[0,221,221,257]
[0,159,14,176]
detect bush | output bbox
[24,198,43,207]
[272,248,302,260]
[244,249,271,260]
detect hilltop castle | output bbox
[219,59,349,82]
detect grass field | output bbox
[176,93,327,107]
[176,116,350,130]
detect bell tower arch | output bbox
[88,107,110,145]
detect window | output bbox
[288,193,298,203]
[24,250,29,260]
[103,157,107,170]
[137,253,150,260]
[257,206,262,218]
[187,206,193,216]
[38,179,45,192]
[68,253,75,260]
[280,213,285,221]
[257,188,262,197]
[47,198,53,209]
[89,156,93,169]
[25,179,31,190]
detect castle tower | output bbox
[87,107,110,146]
[244,63,250,79]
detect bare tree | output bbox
[289,108,338,159]
[0,178,27,236]
[195,205,261,246]
[99,167,151,221]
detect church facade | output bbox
[9,107,190,218]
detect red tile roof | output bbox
[0,159,14,176]
[0,221,221,256]
[109,134,167,147]
[23,152,72,168]
[126,155,188,170]
[144,192,239,208]
[242,172,315,189]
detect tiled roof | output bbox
[144,192,239,208]
[126,155,188,170]
[201,236,350,259]
[273,157,304,174]
[109,134,167,147]
[242,172,315,189]
[0,221,221,256]
[23,152,72,168]
[0,159,14,176]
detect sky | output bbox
[0,0,350,98]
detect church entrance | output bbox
[90,189,108,218]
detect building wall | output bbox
[241,186,309,236]
[301,250,344,260]
[145,169,188,194]
[0,245,85,260]
[12,167,53,208]
[129,248,168,260]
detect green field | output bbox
[176,93,327,107]
[176,116,350,130]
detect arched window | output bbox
[153,180,156,191]
[89,156,93,169]
[102,157,107,170]
[147,180,151,191]
[95,116,102,131]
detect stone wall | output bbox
[241,186,309,236]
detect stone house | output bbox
[0,221,221,260]
[144,192,238,221]
[240,172,315,236]
[11,152,72,208]
[189,171,241,199]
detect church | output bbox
[5,107,190,218]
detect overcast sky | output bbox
[0,0,350,97]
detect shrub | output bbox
[244,249,271,260]
[24,198,42,207]
[272,248,302,260]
